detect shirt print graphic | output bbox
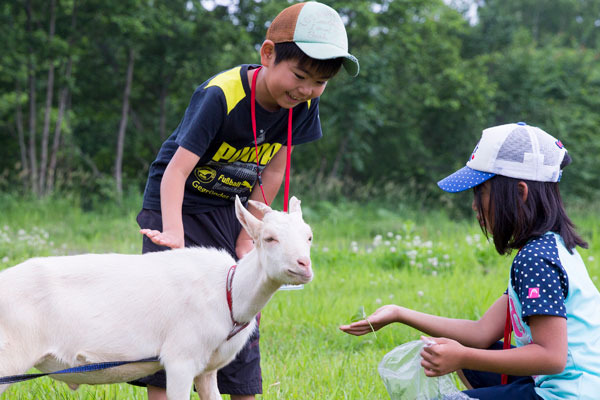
[190,141,283,203]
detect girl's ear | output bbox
[260,40,276,67]
[517,181,529,202]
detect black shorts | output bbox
[462,342,542,400]
[128,205,262,395]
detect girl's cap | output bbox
[266,1,359,77]
[438,122,568,193]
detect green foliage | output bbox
[1,0,600,206]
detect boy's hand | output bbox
[419,336,465,377]
[339,305,400,335]
[235,237,254,259]
[140,229,184,249]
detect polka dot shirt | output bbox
[510,233,568,321]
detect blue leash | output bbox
[0,357,159,385]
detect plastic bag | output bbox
[378,339,477,400]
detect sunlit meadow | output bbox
[0,194,598,399]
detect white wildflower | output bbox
[376,298,382,304]
[390,246,396,253]
[417,290,424,297]
[373,235,383,247]
[387,232,393,238]
[1,256,8,263]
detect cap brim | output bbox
[295,42,359,77]
[437,166,495,193]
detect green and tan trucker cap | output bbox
[266,1,360,77]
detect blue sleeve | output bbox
[512,243,569,320]
[175,85,226,157]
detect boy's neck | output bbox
[248,67,281,112]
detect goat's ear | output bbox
[235,196,263,239]
[289,196,302,216]
[248,200,272,216]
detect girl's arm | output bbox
[421,314,567,377]
[340,295,508,349]
[235,146,291,258]
[140,146,199,249]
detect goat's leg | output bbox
[194,370,220,400]
[163,360,197,400]
[0,346,39,395]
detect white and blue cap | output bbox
[438,122,567,193]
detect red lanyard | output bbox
[251,66,293,212]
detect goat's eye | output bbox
[264,237,278,243]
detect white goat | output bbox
[0,196,313,400]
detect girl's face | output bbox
[473,180,492,232]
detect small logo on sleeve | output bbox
[528,287,541,299]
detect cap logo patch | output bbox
[555,140,564,149]
[469,144,479,161]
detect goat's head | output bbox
[234,196,313,285]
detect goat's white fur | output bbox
[0,196,313,400]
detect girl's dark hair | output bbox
[274,42,343,78]
[474,153,587,255]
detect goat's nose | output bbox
[297,256,311,269]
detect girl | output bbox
[340,123,600,399]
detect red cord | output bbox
[251,66,292,211]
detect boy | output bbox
[132,2,359,399]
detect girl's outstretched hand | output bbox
[339,305,400,336]
[419,336,465,377]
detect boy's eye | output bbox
[294,73,305,80]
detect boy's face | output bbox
[260,42,330,110]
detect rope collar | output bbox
[226,264,250,340]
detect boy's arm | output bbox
[235,145,292,258]
[140,146,200,249]
[421,315,567,377]
[340,295,507,349]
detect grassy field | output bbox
[0,194,598,399]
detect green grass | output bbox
[0,195,598,399]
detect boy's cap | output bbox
[266,1,359,77]
[438,122,568,193]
